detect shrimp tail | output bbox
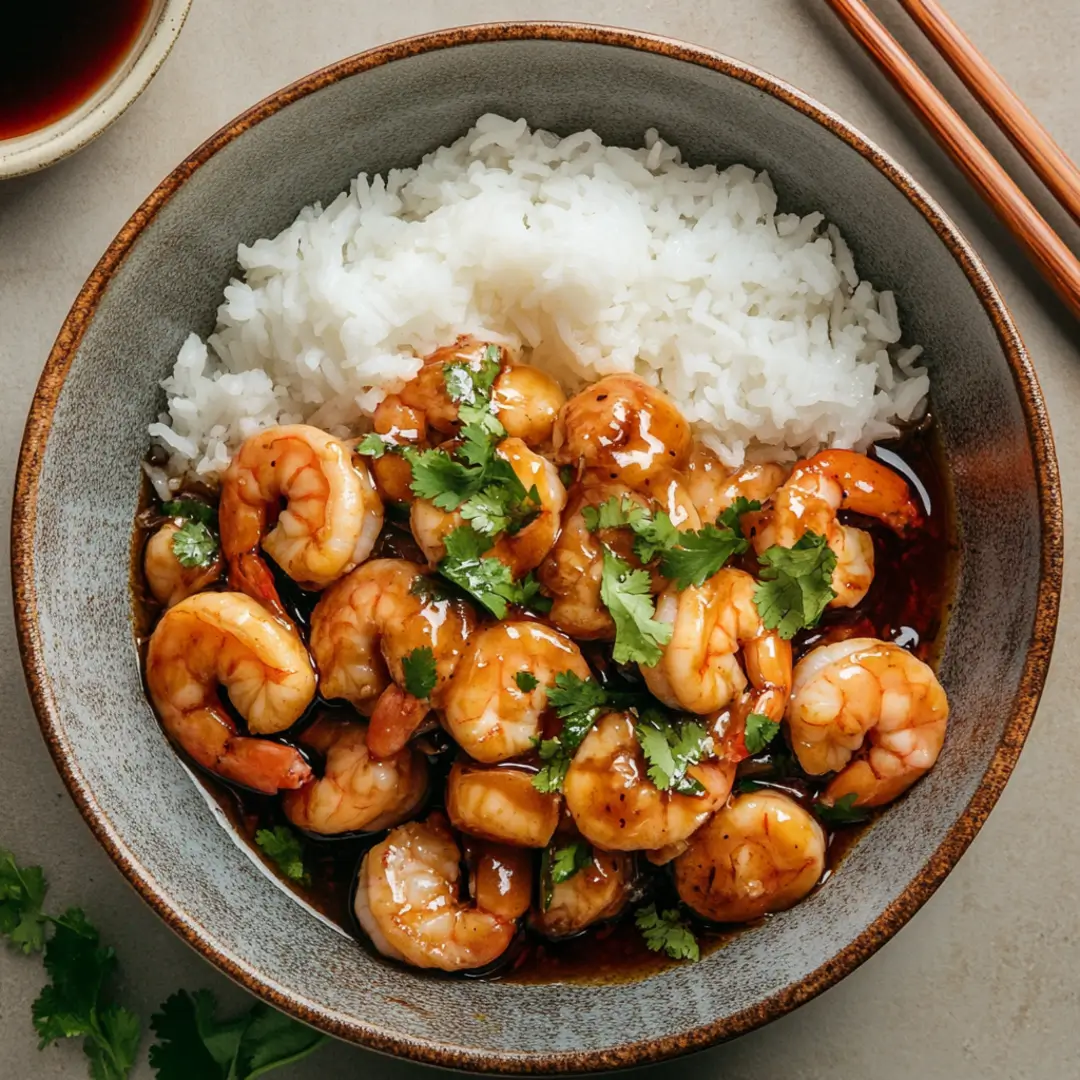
[368,684,431,759]
[215,738,314,794]
[228,552,293,626]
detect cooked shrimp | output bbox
[750,449,920,608]
[685,444,787,524]
[491,364,566,448]
[443,621,591,763]
[354,814,517,971]
[674,791,826,923]
[309,560,475,754]
[143,521,222,608]
[446,760,560,847]
[531,848,634,939]
[554,373,692,490]
[466,840,534,920]
[410,437,566,576]
[369,397,427,503]
[398,337,510,434]
[281,715,428,835]
[787,638,948,807]
[642,568,792,719]
[219,425,383,611]
[537,474,648,641]
[563,712,735,851]
[145,592,315,793]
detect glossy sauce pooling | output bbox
[0,0,153,141]
[132,425,955,985]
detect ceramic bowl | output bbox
[12,23,1062,1072]
[0,0,192,179]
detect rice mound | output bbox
[149,113,929,482]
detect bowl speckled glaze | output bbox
[11,22,1062,1073]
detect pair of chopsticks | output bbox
[826,0,1080,319]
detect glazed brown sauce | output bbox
[0,0,153,141]
[132,423,955,985]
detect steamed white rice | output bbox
[149,113,929,482]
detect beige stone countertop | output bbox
[1,1,1077,1077]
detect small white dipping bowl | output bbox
[0,0,192,179]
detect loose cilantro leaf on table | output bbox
[401,646,437,700]
[32,908,141,1080]
[743,713,781,756]
[0,847,48,954]
[634,710,709,794]
[171,520,219,569]
[355,433,391,458]
[161,498,217,527]
[599,548,672,665]
[635,904,700,962]
[437,526,546,618]
[753,531,837,639]
[149,990,324,1080]
[515,671,539,692]
[814,793,870,826]
[255,827,310,885]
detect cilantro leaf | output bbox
[0,848,48,954]
[355,433,390,458]
[401,447,481,510]
[149,990,324,1080]
[718,496,760,533]
[754,531,837,639]
[254,827,309,885]
[735,778,768,794]
[658,521,749,589]
[581,496,650,533]
[458,403,506,442]
[161,498,216,527]
[443,346,501,405]
[515,671,539,692]
[743,713,781,755]
[532,737,571,794]
[87,1005,141,1080]
[635,904,700,962]
[599,547,672,665]
[546,671,612,749]
[550,841,591,885]
[438,526,544,618]
[171,521,218,569]
[401,646,437,700]
[814,792,870,825]
[631,510,682,563]
[634,711,708,794]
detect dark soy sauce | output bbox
[0,0,153,140]
[132,424,955,985]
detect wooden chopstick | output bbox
[825,0,1080,320]
[897,0,1080,228]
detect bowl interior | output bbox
[17,30,1054,1071]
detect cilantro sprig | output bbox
[162,498,219,570]
[743,713,781,755]
[634,710,710,794]
[540,841,592,910]
[635,904,700,962]
[438,526,547,618]
[1,845,325,1079]
[254,827,309,885]
[401,646,437,700]
[753,531,838,639]
[814,792,870,826]
[599,547,672,666]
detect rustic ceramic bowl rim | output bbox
[10,20,1063,1074]
[0,0,193,180]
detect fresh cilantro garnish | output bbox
[814,792,870,825]
[658,521,749,589]
[754,531,837,639]
[355,432,391,458]
[149,989,325,1080]
[719,496,760,531]
[580,496,679,562]
[437,526,546,618]
[735,778,768,794]
[599,547,672,665]
[171,520,218,569]
[532,737,571,794]
[743,713,781,755]
[254,827,310,885]
[634,710,709,794]
[515,671,539,692]
[401,447,479,510]
[161,498,216,526]
[0,847,47,954]
[443,345,501,405]
[559,465,575,487]
[635,904,700,962]
[32,908,141,1080]
[550,840,591,884]
[401,646,437,700]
